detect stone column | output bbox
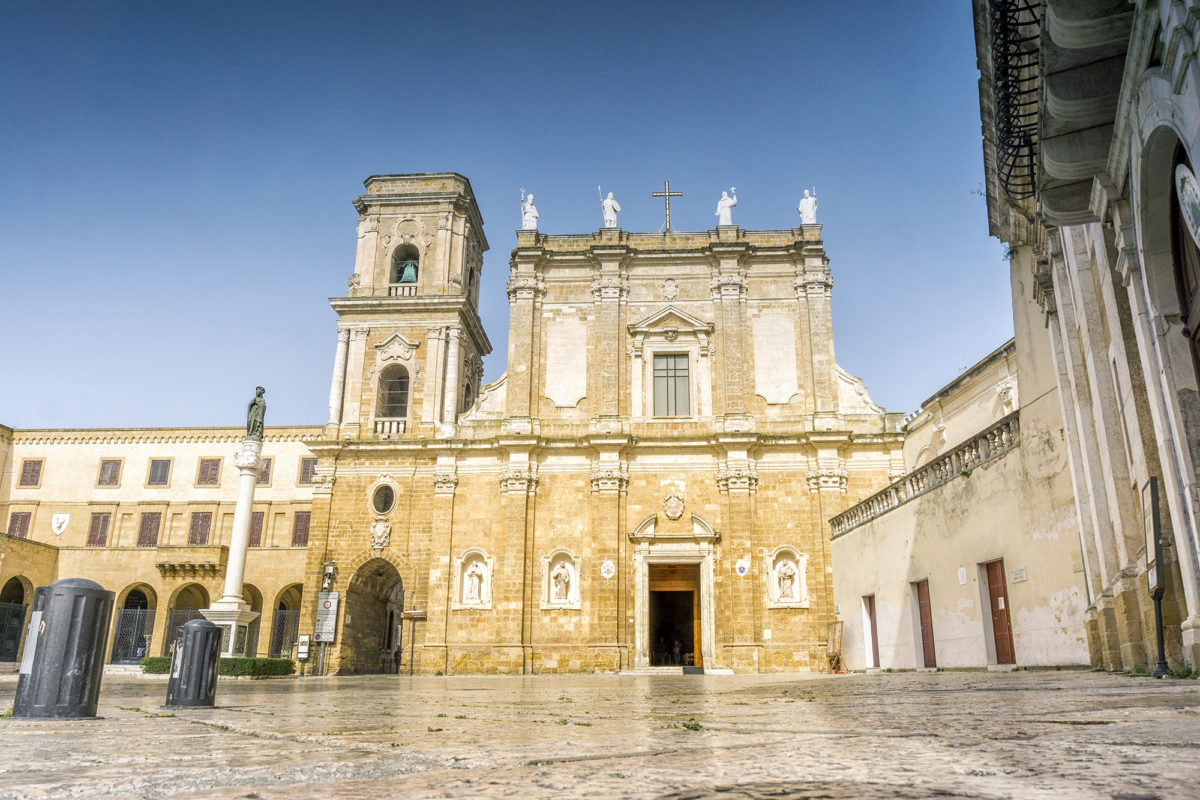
[202,435,263,656]
[441,327,462,430]
[327,329,350,430]
[340,329,369,436]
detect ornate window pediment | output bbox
[627,305,714,351]
[627,306,715,419]
[374,332,420,364]
[628,512,720,544]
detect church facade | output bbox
[0,172,903,674]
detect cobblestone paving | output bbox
[1,670,1198,799]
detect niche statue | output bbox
[246,386,267,441]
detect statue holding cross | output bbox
[652,180,683,231]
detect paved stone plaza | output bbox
[1,670,1198,799]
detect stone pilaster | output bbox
[340,328,370,437]
[422,326,445,425]
[716,442,759,671]
[441,327,462,432]
[327,329,351,432]
[421,465,459,674]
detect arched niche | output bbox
[541,548,580,610]
[453,548,493,609]
[766,546,809,609]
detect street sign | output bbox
[400,610,426,620]
[297,633,310,661]
[314,592,339,643]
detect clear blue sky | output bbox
[0,1,1010,428]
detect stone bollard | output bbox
[165,619,222,708]
[13,578,114,719]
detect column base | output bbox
[201,605,262,658]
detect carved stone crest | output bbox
[660,278,678,300]
[370,519,391,550]
[663,493,685,520]
[51,514,70,535]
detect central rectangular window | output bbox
[188,512,212,546]
[97,459,122,487]
[653,353,690,417]
[137,512,162,547]
[249,511,265,548]
[291,511,311,547]
[87,513,111,547]
[147,459,171,487]
[196,458,221,486]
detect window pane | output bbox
[188,512,212,546]
[19,460,42,486]
[256,458,272,485]
[654,374,668,416]
[674,370,690,415]
[291,512,311,547]
[87,513,110,547]
[379,368,410,417]
[8,512,31,538]
[249,511,265,547]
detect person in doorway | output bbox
[393,648,402,674]
[672,639,682,666]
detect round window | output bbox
[372,484,396,515]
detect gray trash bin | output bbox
[165,619,221,708]
[13,578,114,719]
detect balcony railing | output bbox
[387,284,417,297]
[374,417,406,436]
[830,412,1020,540]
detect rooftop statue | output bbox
[601,190,621,228]
[798,188,818,224]
[521,190,539,230]
[715,188,737,226]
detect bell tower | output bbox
[325,173,491,438]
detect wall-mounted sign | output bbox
[600,560,616,579]
[314,591,339,642]
[297,633,310,660]
[1176,164,1200,251]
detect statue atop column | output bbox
[246,386,266,441]
[521,189,539,230]
[715,188,737,226]
[797,188,818,224]
[600,190,621,228]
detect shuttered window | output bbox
[249,511,265,548]
[7,512,31,538]
[97,459,122,486]
[291,511,310,547]
[188,512,212,546]
[147,459,171,486]
[19,460,42,487]
[256,458,272,486]
[87,513,111,547]
[196,458,221,486]
[137,512,162,547]
[298,458,318,485]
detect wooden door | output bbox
[985,560,1015,664]
[865,595,879,668]
[915,580,936,668]
[692,588,702,669]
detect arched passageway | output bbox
[243,584,264,657]
[0,577,31,662]
[269,584,303,658]
[342,559,403,674]
[112,584,157,663]
[162,584,209,656]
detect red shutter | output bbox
[249,511,265,547]
[138,513,161,547]
[188,513,212,545]
[291,511,310,547]
[87,513,110,547]
[7,512,31,538]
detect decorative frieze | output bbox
[589,469,628,492]
[499,470,538,493]
[807,468,848,492]
[716,468,758,492]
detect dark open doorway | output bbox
[648,563,701,668]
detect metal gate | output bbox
[111,608,155,663]
[269,610,300,658]
[163,609,202,656]
[0,602,28,662]
[245,616,261,657]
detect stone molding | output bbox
[433,472,459,494]
[590,276,629,300]
[589,469,628,492]
[311,473,336,495]
[795,274,833,295]
[806,468,848,492]
[716,468,758,492]
[499,470,538,493]
[710,275,747,299]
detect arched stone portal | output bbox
[0,576,31,662]
[341,558,403,674]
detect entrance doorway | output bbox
[112,586,156,664]
[912,579,936,668]
[343,558,403,674]
[648,564,701,668]
[984,559,1015,665]
[0,577,29,662]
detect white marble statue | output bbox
[551,562,571,601]
[465,561,485,603]
[715,188,737,226]
[601,191,621,228]
[777,560,796,601]
[797,188,818,224]
[521,192,539,230]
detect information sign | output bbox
[314,591,339,643]
[297,633,310,661]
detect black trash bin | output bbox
[13,578,115,719]
[165,618,221,708]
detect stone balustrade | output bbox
[374,418,406,436]
[830,412,1020,539]
[387,284,417,297]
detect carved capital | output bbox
[506,276,545,300]
[716,468,758,492]
[589,469,628,492]
[795,274,833,296]
[311,473,336,495]
[590,276,628,300]
[350,328,370,342]
[233,438,264,471]
[806,468,847,492]
[710,274,747,299]
[499,470,538,493]
[336,329,351,344]
[433,472,459,494]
